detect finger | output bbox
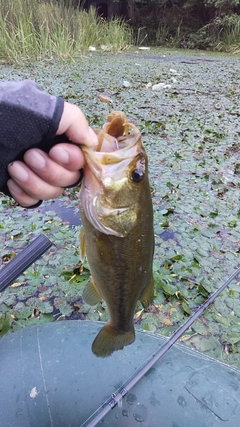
[89,127,98,143]
[7,161,65,200]
[49,143,85,171]
[7,179,40,207]
[57,102,98,147]
[23,149,81,187]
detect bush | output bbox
[130,1,240,52]
[217,14,240,52]
[186,13,240,50]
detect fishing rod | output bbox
[0,234,52,292]
[81,265,240,427]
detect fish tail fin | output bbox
[140,275,154,309]
[92,323,135,357]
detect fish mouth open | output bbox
[81,132,143,182]
[81,111,145,182]
[79,112,148,237]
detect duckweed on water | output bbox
[0,48,239,367]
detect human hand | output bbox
[7,102,98,207]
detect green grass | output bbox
[0,0,132,64]
[218,16,240,54]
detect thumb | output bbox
[56,102,98,147]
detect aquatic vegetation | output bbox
[0,48,239,367]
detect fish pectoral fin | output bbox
[139,275,154,309]
[79,227,87,262]
[82,279,102,306]
[92,323,135,358]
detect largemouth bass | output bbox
[79,111,154,357]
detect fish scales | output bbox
[79,111,154,357]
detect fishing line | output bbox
[81,265,240,427]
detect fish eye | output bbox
[131,169,145,183]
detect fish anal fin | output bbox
[79,227,87,262]
[82,279,102,306]
[140,275,154,309]
[92,323,135,358]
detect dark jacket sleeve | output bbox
[0,80,66,196]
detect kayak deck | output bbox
[0,320,239,427]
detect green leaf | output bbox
[160,282,176,296]
[197,284,210,297]
[0,314,11,337]
[170,254,185,262]
[182,300,192,316]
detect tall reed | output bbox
[0,0,132,64]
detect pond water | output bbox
[41,199,81,227]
